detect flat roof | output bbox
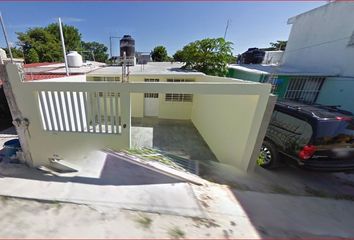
[87,62,204,76]
[228,64,337,77]
[24,61,106,75]
[24,61,204,77]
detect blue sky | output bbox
[0,1,325,56]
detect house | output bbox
[228,1,354,113]
[2,59,274,172]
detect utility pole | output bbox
[0,12,13,62]
[0,13,33,166]
[58,17,69,76]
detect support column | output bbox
[120,91,131,149]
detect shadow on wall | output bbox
[0,87,12,131]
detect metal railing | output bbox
[38,90,121,134]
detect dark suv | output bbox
[258,100,354,171]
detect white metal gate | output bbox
[144,79,159,117]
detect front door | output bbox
[144,79,159,117]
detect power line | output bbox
[224,19,231,40]
[285,35,351,53]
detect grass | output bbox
[135,214,153,229]
[168,226,185,239]
[124,148,184,171]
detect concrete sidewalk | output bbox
[0,168,203,218]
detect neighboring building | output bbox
[135,52,152,64]
[0,48,24,65]
[228,1,354,113]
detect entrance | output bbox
[144,79,159,117]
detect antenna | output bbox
[58,17,69,76]
[0,12,13,63]
[224,19,231,40]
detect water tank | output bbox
[120,35,135,58]
[67,51,83,68]
[0,48,7,61]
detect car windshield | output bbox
[315,119,354,145]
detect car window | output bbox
[315,120,354,146]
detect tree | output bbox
[3,47,24,58]
[265,40,287,51]
[26,48,39,63]
[17,27,62,63]
[81,41,108,63]
[173,50,185,62]
[176,38,234,77]
[45,23,82,52]
[16,23,83,63]
[151,46,168,62]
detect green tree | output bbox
[173,50,185,62]
[16,23,82,63]
[81,41,108,63]
[45,23,82,52]
[3,47,24,58]
[151,46,168,62]
[177,38,234,77]
[26,48,39,63]
[17,27,62,63]
[265,40,287,51]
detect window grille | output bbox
[165,79,194,102]
[284,76,325,104]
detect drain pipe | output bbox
[58,17,69,76]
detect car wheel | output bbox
[257,140,280,169]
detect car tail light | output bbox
[336,116,352,121]
[298,145,317,160]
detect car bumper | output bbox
[298,159,354,171]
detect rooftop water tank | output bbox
[67,51,83,68]
[120,35,135,58]
[0,48,7,60]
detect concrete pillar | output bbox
[120,91,131,148]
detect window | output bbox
[165,79,194,102]
[95,92,120,97]
[104,76,120,81]
[92,76,120,81]
[144,78,159,98]
[284,76,325,104]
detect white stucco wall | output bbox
[282,2,354,77]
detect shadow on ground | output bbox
[0,152,185,186]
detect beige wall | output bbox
[113,75,197,120]
[131,93,144,118]
[158,99,192,120]
[191,94,259,167]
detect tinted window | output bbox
[315,120,354,145]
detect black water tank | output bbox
[120,35,135,58]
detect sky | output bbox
[0,1,325,56]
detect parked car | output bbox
[258,100,354,171]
